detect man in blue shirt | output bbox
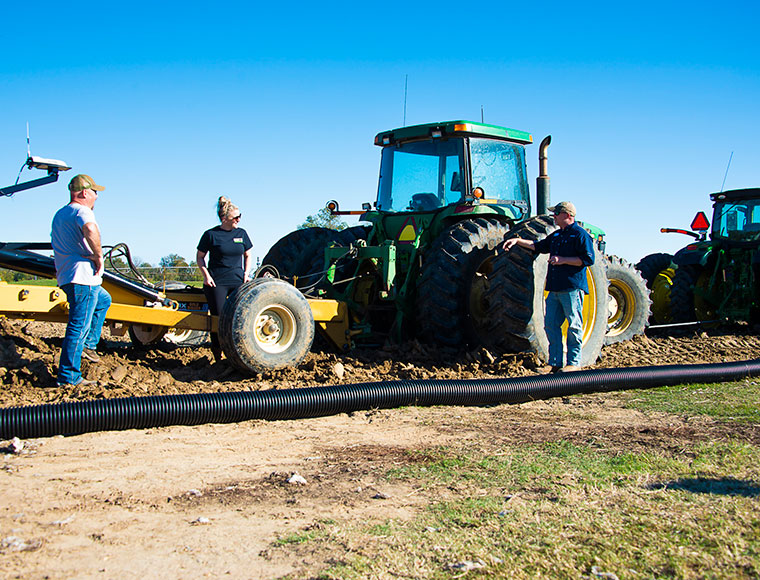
[501,201,595,373]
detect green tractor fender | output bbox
[673,241,713,268]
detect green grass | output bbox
[275,381,760,579]
[625,380,760,423]
[312,441,760,579]
[1,278,57,286]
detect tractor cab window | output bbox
[469,138,529,205]
[713,200,760,241]
[376,140,464,212]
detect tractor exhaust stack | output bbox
[536,135,551,215]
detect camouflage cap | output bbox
[548,201,576,217]
[68,174,105,192]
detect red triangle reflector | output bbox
[691,211,710,231]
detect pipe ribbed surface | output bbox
[2,359,759,439]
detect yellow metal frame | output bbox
[0,281,350,349]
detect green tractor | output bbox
[639,188,760,325]
[262,120,649,367]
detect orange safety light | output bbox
[691,211,710,231]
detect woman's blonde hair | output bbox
[217,196,239,221]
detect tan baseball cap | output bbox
[549,201,576,217]
[68,174,105,192]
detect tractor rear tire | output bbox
[260,227,336,292]
[218,278,314,372]
[483,215,608,367]
[670,264,717,323]
[416,218,510,348]
[635,253,673,288]
[604,256,651,344]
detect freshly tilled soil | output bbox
[1,317,758,408]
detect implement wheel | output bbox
[128,324,167,345]
[604,255,651,345]
[416,218,509,348]
[219,279,314,372]
[484,215,608,367]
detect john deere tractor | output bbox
[1,122,649,375]
[262,120,648,367]
[638,188,760,325]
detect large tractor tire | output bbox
[604,255,651,345]
[650,267,675,324]
[261,227,336,292]
[218,278,314,372]
[415,218,510,348]
[670,264,717,323]
[635,253,674,288]
[483,215,608,367]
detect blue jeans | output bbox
[59,284,112,385]
[544,289,584,367]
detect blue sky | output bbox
[1,1,758,267]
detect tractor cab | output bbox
[709,188,760,244]
[373,120,532,217]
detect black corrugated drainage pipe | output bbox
[2,359,760,440]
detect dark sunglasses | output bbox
[230,214,242,220]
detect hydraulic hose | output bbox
[2,358,759,440]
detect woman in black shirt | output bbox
[196,196,253,362]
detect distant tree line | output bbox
[2,208,341,284]
[0,253,204,285]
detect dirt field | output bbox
[1,319,760,579]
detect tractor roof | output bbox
[710,188,760,202]
[374,120,533,147]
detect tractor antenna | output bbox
[720,151,733,192]
[481,105,484,123]
[403,74,408,126]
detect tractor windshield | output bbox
[713,200,760,241]
[469,138,529,204]
[376,139,464,212]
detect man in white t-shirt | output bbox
[51,174,112,387]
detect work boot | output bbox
[537,364,562,374]
[82,348,101,363]
[56,378,97,388]
[559,365,581,373]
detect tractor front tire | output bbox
[218,279,314,372]
[604,255,651,345]
[635,253,673,288]
[484,215,608,367]
[416,218,510,348]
